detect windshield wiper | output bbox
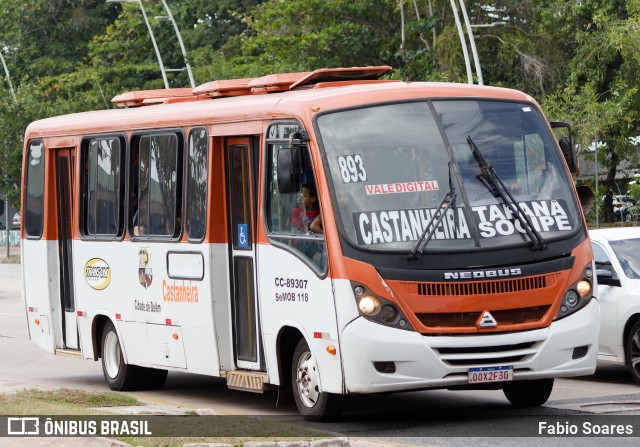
[466,136,546,250]
[405,162,457,261]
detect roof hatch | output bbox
[111,66,395,106]
[111,88,195,108]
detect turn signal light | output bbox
[326,345,337,355]
[172,333,179,340]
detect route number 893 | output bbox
[338,155,367,184]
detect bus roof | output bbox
[25,67,535,139]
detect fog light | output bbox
[572,345,589,360]
[577,280,591,297]
[564,290,579,308]
[379,305,397,323]
[358,296,379,315]
[373,361,396,373]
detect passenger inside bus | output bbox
[300,184,321,234]
[291,183,325,268]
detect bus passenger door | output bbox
[55,148,78,350]
[226,138,263,370]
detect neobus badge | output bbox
[84,258,111,290]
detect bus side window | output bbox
[131,133,183,239]
[24,140,45,238]
[82,137,123,238]
[266,137,327,273]
[185,127,208,242]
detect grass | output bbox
[0,388,141,415]
[117,415,330,447]
[0,389,329,446]
[0,255,20,264]
[118,437,324,447]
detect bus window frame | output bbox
[264,120,328,278]
[185,126,209,244]
[23,139,46,241]
[128,128,185,242]
[79,133,127,241]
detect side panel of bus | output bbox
[23,139,82,355]
[23,139,60,354]
[256,126,344,392]
[72,129,228,376]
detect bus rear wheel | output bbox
[291,339,344,421]
[101,321,144,391]
[502,378,554,407]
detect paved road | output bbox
[2,262,640,446]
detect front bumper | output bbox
[341,299,599,393]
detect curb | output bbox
[183,440,350,447]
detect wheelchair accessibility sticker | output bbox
[238,224,249,247]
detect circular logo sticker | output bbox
[84,258,111,290]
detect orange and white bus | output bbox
[21,66,598,420]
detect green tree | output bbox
[542,0,640,193]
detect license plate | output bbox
[468,365,513,384]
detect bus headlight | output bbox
[358,296,379,315]
[555,264,593,320]
[576,280,591,297]
[351,282,414,331]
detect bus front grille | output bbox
[398,273,560,296]
[435,342,538,366]
[417,305,550,328]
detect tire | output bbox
[140,367,168,390]
[625,321,640,384]
[291,338,344,421]
[502,378,554,407]
[101,321,144,391]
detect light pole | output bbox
[449,0,473,84]
[0,48,17,103]
[157,0,195,88]
[1,47,16,257]
[457,0,483,85]
[107,0,195,88]
[449,0,506,85]
[107,0,169,89]
[595,133,599,228]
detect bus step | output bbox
[226,370,267,394]
[55,348,82,358]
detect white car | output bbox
[12,211,20,230]
[590,227,640,384]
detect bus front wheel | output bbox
[291,338,344,421]
[101,320,144,391]
[502,378,554,407]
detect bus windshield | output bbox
[316,100,580,251]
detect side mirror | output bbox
[596,268,621,287]
[550,121,577,174]
[277,148,300,194]
[276,132,305,194]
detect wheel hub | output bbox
[296,351,319,407]
[103,331,121,379]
